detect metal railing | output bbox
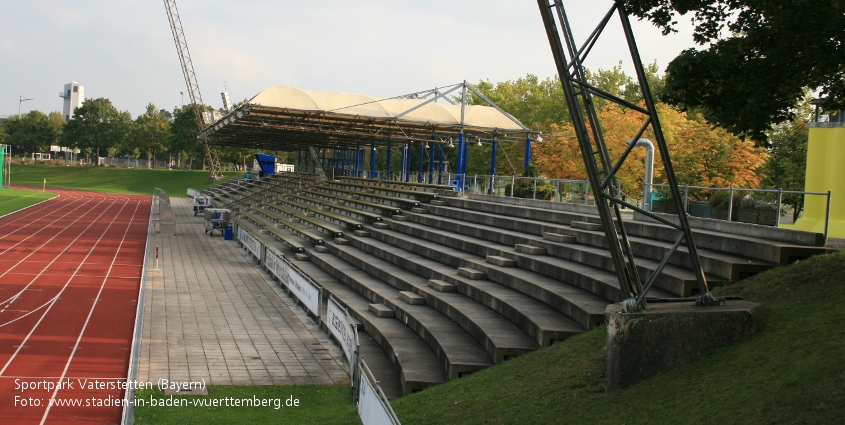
[651,184,832,237]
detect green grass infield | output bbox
[9,163,241,196]
[0,188,57,216]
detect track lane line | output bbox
[39,200,143,424]
[0,199,130,376]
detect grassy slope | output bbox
[393,250,845,425]
[134,386,358,424]
[9,163,240,196]
[0,188,56,216]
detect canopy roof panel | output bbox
[201,84,534,151]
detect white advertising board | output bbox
[357,359,400,425]
[238,227,262,260]
[264,247,321,317]
[327,297,358,369]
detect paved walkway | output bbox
[138,197,349,386]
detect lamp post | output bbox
[18,96,33,118]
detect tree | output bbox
[533,102,768,203]
[760,115,810,222]
[623,0,845,144]
[3,111,57,155]
[169,104,209,168]
[61,98,132,161]
[47,112,65,146]
[469,75,570,175]
[131,104,170,168]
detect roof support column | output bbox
[418,142,425,183]
[297,150,302,173]
[456,81,468,191]
[438,142,444,185]
[490,136,498,194]
[340,149,347,176]
[405,142,412,182]
[400,143,407,181]
[369,144,377,179]
[356,147,362,178]
[524,135,532,171]
[428,137,435,184]
[386,140,393,180]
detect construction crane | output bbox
[163,0,223,181]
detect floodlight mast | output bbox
[537,0,719,311]
[163,0,223,181]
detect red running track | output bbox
[0,188,151,424]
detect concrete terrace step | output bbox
[276,197,365,231]
[288,255,447,395]
[252,207,327,246]
[387,217,624,302]
[342,229,597,337]
[306,188,403,216]
[264,204,345,239]
[308,250,494,378]
[288,193,383,224]
[237,212,306,253]
[410,207,735,292]
[316,184,421,210]
[326,243,540,363]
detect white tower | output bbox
[60,81,84,121]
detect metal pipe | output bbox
[825,191,831,238]
[776,189,783,228]
[727,188,735,222]
[369,144,377,179]
[627,138,654,211]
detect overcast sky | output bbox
[1,1,698,118]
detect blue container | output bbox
[224,226,233,240]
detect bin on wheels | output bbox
[224,226,233,240]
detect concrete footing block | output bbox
[457,267,487,280]
[314,245,330,253]
[486,255,517,267]
[515,244,547,255]
[393,215,409,222]
[294,253,310,261]
[428,279,457,293]
[430,200,447,206]
[353,230,371,237]
[411,207,429,214]
[399,291,426,305]
[291,217,301,223]
[306,212,316,217]
[260,229,271,235]
[368,303,395,318]
[335,238,350,245]
[543,232,576,243]
[373,222,390,229]
[605,300,767,391]
[572,221,602,231]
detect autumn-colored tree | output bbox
[532,102,768,204]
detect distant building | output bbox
[59,81,84,121]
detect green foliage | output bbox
[170,104,211,158]
[61,98,132,158]
[394,250,845,424]
[761,112,810,221]
[3,111,57,153]
[624,0,845,144]
[131,104,170,168]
